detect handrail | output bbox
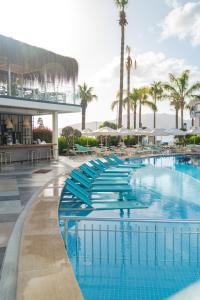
[60,216,200,223]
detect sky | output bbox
[1,0,200,128]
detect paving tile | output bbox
[0,222,15,247]
[0,247,6,272]
[0,214,19,223]
[0,200,23,214]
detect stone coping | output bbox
[16,173,83,300]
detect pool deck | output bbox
[0,156,92,300]
[0,151,198,300]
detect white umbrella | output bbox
[81,128,93,147]
[93,126,117,136]
[187,127,200,135]
[117,127,134,136]
[166,128,186,136]
[93,126,117,147]
[149,128,169,136]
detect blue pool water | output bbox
[59,155,200,300]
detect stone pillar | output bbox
[52,112,58,160]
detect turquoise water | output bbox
[59,155,200,300]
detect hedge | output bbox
[33,127,52,143]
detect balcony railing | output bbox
[0,85,80,105]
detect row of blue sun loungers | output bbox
[61,155,147,211]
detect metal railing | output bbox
[60,217,200,266]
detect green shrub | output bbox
[75,137,98,147]
[33,127,52,143]
[58,136,67,154]
[186,135,200,145]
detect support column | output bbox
[52,112,58,160]
[8,63,11,96]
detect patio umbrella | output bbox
[93,126,117,147]
[165,129,186,136]
[132,128,152,144]
[81,128,93,146]
[148,128,169,136]
[117,127,134,144]
[187,127,200,135]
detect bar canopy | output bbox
[0,34,78,84]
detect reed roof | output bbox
[0,35,78,83]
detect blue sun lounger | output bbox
[79,164,130,178]
[65,178,142,210]
[112,155,145,167]
[69,172,131,192]
[70,169,129,186]
[89,160,132,173]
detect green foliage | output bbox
[99,121,117,129]
[58,136,67,154]
[61,126,81,153]
[124,136,137,146]
[186,135,200,145]
[33,127,52,143]
[75,137,98,147]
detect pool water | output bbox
[59,155,200,300]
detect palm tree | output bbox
[169,94,181,129]
[111,90,126,126]
[163,70,200,129]
[137,87,157,128]
[124,89,139,129]
[126,46,132,129]
[78,83,97,130]
[115,0,128,128]
[149,81,163,128]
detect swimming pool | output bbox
[59,155,200,300]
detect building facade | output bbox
[0,35,80,160]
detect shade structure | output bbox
[81,128,93,137]
[165,129,186,136]
[187,127,200,135]
[148,128,169,137]
[132,128,152,136]
[93,127,117,137]
[117,127,134,136]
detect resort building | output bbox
[192,100,200,127]
[0,35,80,161]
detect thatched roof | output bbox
[0,35,78,83]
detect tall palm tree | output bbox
[78,83,97,130]
[169,94,181,129]
[126,46,132,129]
[163,70,200,129]
[149,81,163,128]
[124,88,139,129]
[137,87,157,128]
[111,90,126,126]
[115,0,128,128]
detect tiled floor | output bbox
[0,159,68,273]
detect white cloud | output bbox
[165,0,179,8]
[92,51,200,88]
[161,1,200,46]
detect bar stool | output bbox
[28,150,38,163]
[4,151,12,165]
[47,148,58,160]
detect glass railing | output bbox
[0,85,80,105]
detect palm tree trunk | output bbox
[153,98,156,129]
[118,19,125,128]
[175,109,179,129]
[139,100,142,128]
[192,117,194,127]
[127,58,131,129]
[181,106,184,129]
[82,106,86,130]
[134,106,137,129]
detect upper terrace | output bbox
[0,35,80,110]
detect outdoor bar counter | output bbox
[0,143,56,162]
